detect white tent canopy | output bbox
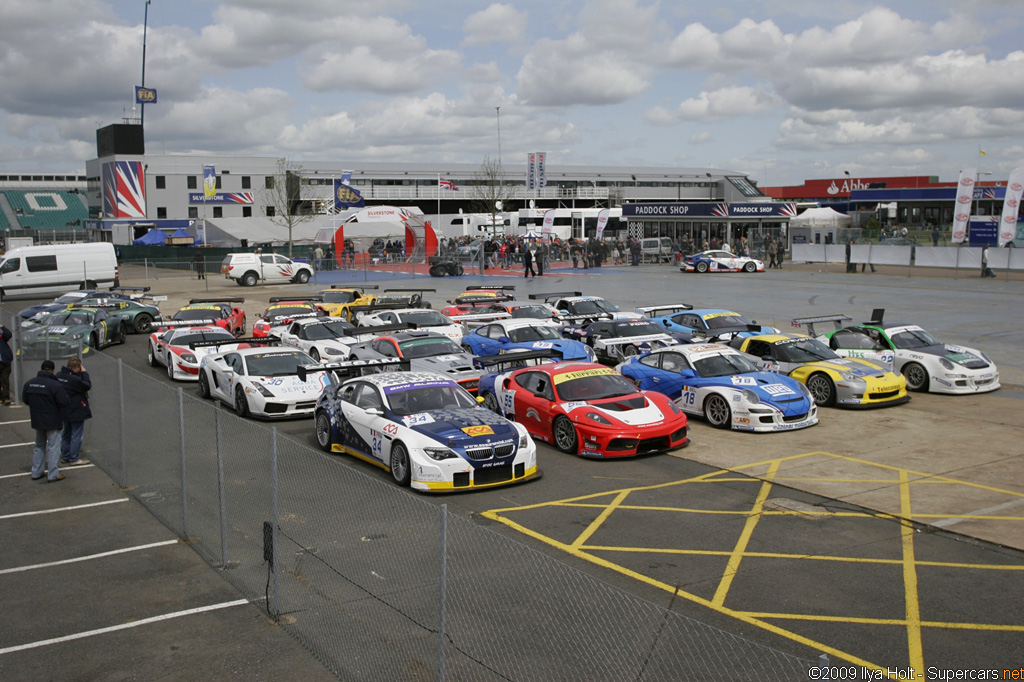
[790,206,852,227]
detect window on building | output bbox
[157,207,167,219]
[216,176,222,189]
[265,177,275,189]
[155,176,166,189]
[187,176,197,189]
[242,206,252,217]
[727,176,763,197]
[213,207,223,218]
[188,207,198,219]
[242,176,251,189]
[266,206,275,217]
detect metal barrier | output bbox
[7,324,816,680]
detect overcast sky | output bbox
[1,0,1021,186]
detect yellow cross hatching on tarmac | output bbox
[482,451,1024,678]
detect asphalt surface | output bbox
[2,258,1022,680]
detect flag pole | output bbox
[437,173,441,248]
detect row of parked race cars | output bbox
[15,285,1001,493]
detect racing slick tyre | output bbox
[148,344,160,367]
[429,265,444,277]
[806,373,836,407]
[197,371,211,398]
[241,271,258,287]
[462,344,475,354]
[314,410,333,453]
[134,313,154,333]
[390,443,411,487]
[695,261,709,273]
[310,348,321,362]
[89,333,99,351]
[743,261,757,273]
[117,322,128,344]
[903,362,929,392]
[704,394,732,429]
[553,415,579,454]
[234,386,250,417]
[293,270,311,284]
[166,359,175,380]
[481,392,500,413]
[623,344,640,357]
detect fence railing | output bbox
[791,243,1024,271]
[0,307,818,680]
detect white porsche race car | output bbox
[355,306,465,343]
[275,316,361,363]
[681,250,765,273]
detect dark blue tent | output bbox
[133,228,167,245]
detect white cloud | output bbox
[644,106,677,125]
[676,86,781,122]
[463,4,527,47]
[689,131,711,144]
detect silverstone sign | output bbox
[622,202,798,218]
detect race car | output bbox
[528,291,642,322]
[311,363,539,492]
[17,286,151,321]
[501,301,563,325]
[354,306,464,343]
[616,344,818,432]
[647,308,775,339]
[275,316,361,362]
[19,305,128,358]
[728,332,909,408]
[252,297,325,337]
[440,286,516,317]
[347,329,484,394]
[148,325,246,381]
[799,310,1001,395]
[89,297,164,334]
[316,286,379,318]
[373,288,436,309]
[477,359,689,457]
[461,319,596,361]
[195,340,331,419]
[680,250,765,273]
[172,298,246,336]
[562,318,687,362]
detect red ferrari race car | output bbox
[440,286,516,318]
[170,298,247,336]
[479,359,689,458]
[253,297,325,337]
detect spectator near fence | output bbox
[0,323,12,405]
[191,250,206,279]
[57,357,92,466]
[23,360,71,482]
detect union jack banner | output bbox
[439,177,457,191]
[102,161,146,218]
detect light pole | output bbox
[495,107,502,165]
[141,0,152,125]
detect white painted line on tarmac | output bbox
[0,498,128,520]
[932,497,1024,528]
[0,420,30,425]
[0,599,250,655]
[0,540,180,575]
[0,442,33,449]
[0,465,95,479]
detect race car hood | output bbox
[413,353,478,378]
[21,324,90,342]
[912,344,991,369]
[725,373,811,415]
[19,303,64,319]
[562,394,668,426]
[803,358,888,378]
[250,372,331,396]
[507,338,590,359]
[594,333,677,350]
[402,407,518,445]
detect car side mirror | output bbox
[677,369,696,379]
[662,320,670,327]
[612,305,620,311]
[499,336,511,344]
[365,407,383,416]
[761,355,773,362]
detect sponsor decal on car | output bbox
[461,425,495,436]
[730,376,757,386]
[553,367,616,384]
[560,401,588,412]
[402,413,436,426]
[762,384,796,396]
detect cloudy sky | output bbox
[1,0,1021,185]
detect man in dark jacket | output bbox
[57,357,92,466]
[0,323,12,405]
[23,360,71,482]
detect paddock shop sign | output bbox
[622,202,798,219]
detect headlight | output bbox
[741,389,761,404]
[424,447,457,461]
[584,411,612,425]
[519,433,529,448]
[253,383,274,397]
[70,333,85,340]
[796,382,812,399]
[667,400,681,414]
[325,347,346,355]
[180,353,197,364]
[939,358,954,370]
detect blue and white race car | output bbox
[311,366,540,492]
[681,250,764,273]
[616,343,818,432]
[461,319,595,361]
[647,308,775,339]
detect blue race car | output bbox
[461,319,596,361]
[18,287,150,321]
[616,343,817,432]
[647,307,775,339]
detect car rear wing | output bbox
[350,323,417,340]
[189,297,245,305]
[268,296,323,303]
[558,313,614,324]
[867,308,885,325]
[109,286,151,299]
[528,291,582,302]
[473,349,563,371]
[189,336,281,349]
[691,324,763,341]
[346,303,413,320]
[594,334,676,348]
[385,288,437,294]
[448,312,512,325]
[448,296,511,306]
[330,284,378,290]
[154,319,219,329]
[790,314,852,336]
[464,285,516,291]
[66,302,126,310]
[297,358,410,382]
[634,303,693,317]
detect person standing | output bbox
[932,226,940,247]
[192,250,206,279]
[23,360,70,482]
[861,239,877,273]
[523,244,536,278]
[845,239,855,273]
[630,239,641,266]
[57,357,91,466]
[0,323,12,405]
[536,242,546,276]
[768,239,778,269]
[981,243,996,278]
[313,244,324,271]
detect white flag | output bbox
[596,209,610,240]
[951,167,976,244]
[541,209,555,238]
[998,167,1024,247]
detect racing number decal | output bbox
[502,389,516,415]
[371,430,384,458]
[679,389,696,407]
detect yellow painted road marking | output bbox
[570,489,630,550]
[898,469,926,676]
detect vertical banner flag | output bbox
[596,209,610,240]
[333,171,365,210]
[951,167,976,244]
[541,209,555,239]
[998,167,1024,247]
[526,153,537,191]
[536,152,547,188]
[203,165,216,200]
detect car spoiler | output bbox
[558,313,614,324]
[330,284,378,290]
[385,288,437,294]
[528,291,582,302]
[473,349,563,370]
[634,303,693,317]
[189,336,281,349]
[189,297,245,304]
[268,296,323,303]
[448,312,512,325]
[110,286,151,293]
[790,314,853,336]
[691,324,764,341]
[448,296,512,305]
[350,323,417,339]
[464,285,516,291]
[347,303,413,317]
[297,358,410,382]
[867,308,885,325]
[66,302,125,310]
[155,319,219,328]
[594,334,676,347]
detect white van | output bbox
[0,242,118,301]
[640,237,674,263]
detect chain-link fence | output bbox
[2,310,818,680]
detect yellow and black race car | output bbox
[728,332,909,408]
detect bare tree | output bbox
[263,158,317,257]
[471,155,516,234]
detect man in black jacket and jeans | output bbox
[23,360,71,482]
[58,357,92,466]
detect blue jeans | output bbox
[61,421,85,463]
[32,429,62,480]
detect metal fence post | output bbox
[438,503,448,682]
[270,427,280,619]
[118,359,126,487]
[216,409,229,567]
[178,387,189,538]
